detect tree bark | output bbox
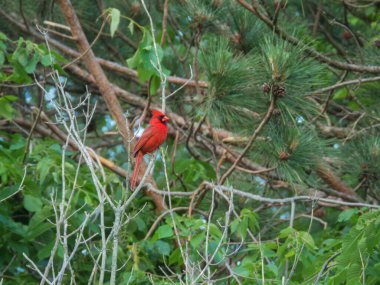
[57,0,166,212]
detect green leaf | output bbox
[50,50,66,62]
[136,64,153,81]
[128,21,135,35]
[41,54,52,67]
[0,214,27,236]
[234,258,252,277]
[190,231,205,248]
[169,248,183,266]
[149,75,161,95]
[109,8,120,37]
[24,194,43,212]
[209,224,222,238]
[266,263,279,276]
[25,221,52,241]
[25,40,34,53]
[285,248,296,258]
[37,157,54,185]
[126,27,168,83]
[208,240,225,263]
[262,244,277,258]
[0,32,7,40]
[155,240,171,256]
[240,217,248,239]
[0,41,6,52]
[26,206,52,240]
[230,219,239,234]
[24,52,40,73]
[134,216,147,232]
[84,194,95,207]
[338,209,359,222]
[0,51,4,66]
[0,95,18,102]
[299,231,316,249]
[9,137,25,150]
[6,59,32,83]
[348,101,360,111]
[17,49,29,66]
[0,96,18,120]
[0,185,21,202]
[156,224,173,239]
[126,50,140,69]
[37,240,55,260]
[279,227,296,238]
[53,63,66,75]
[333,88,348,100]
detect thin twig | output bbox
[166,65,193,99]
[140,0,167,111]
[0,165,28,203]
[160,0,169,46]
[44,20,71,31]
[236,0,380,73]
[220,97,276,184]
[22,75,44,164]
[313,252,340,284]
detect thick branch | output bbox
[316,165,356,196]
[57,0,130,148]
[0,10,206,88]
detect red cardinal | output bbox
[130,109,169,190]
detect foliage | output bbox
[0,0,380,284]
[331,210,380,285]
[342,136,380,199]
[200,37,260,129]
[256,123,325,185]
[255,36,327,122]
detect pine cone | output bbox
[278,151,289,161]
[261,83,271,94]
[272,84,286,98]
[231,33,241,44]
[342,31,352,40]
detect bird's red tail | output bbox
[130,152,143,190]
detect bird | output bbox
[130,109,169,190]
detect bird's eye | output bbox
[158,115,164,121]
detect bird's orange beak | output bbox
[162,116,169,122]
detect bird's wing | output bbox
[133,126,154,156]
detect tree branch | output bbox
[57,0,130,148]
[316,165,356,196]
[312,75,380,95]
[219,97,276,184]
[237,0,380,73]
[0,9,207,88]
[147,182,380,209]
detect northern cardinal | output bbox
[130,109,169,190]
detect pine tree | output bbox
[0,0,379,284]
